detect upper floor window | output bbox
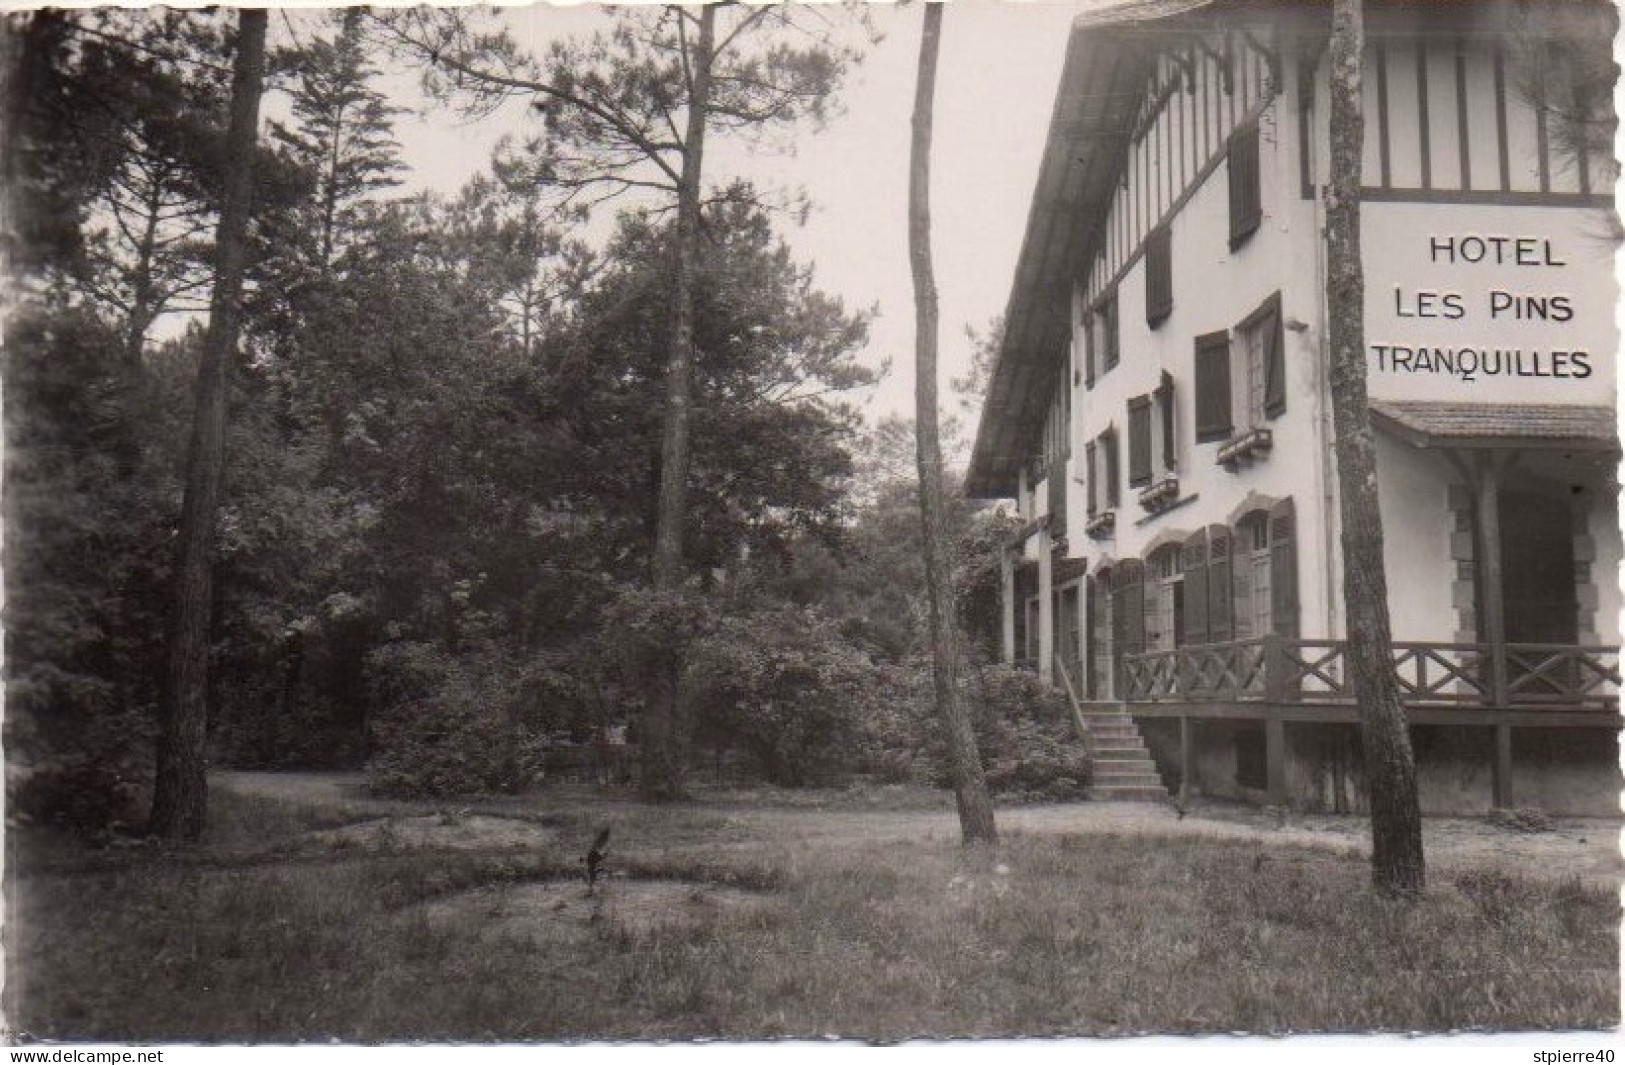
[1084,289,1119,388]
[1236,293,1286,424]
[1145,226,1172,327]
[1193,293,1286,450]
[1228,121,1261,249]
[1087,426,1121,514]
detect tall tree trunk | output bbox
[148,8,268,840]
[1325,0,1424,894]
[640,4,717,801]
[909,2,996,845]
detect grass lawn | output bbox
[7,785,1618,1041]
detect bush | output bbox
[909,661,1093,802]
[688,606,890,787]
[364,643,551,798]
[10,758,145,836]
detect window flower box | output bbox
[1217,427,1273,469]
[1084,510,1116,539]
[1138,476,1181,514]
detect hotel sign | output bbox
[1361,204,1616,402]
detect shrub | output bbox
[364,643,551,798]
[909,661,1092,801]
[688,606,889,787]
[9,757,145,836]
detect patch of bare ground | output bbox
[417,878,773,945]
[303,813,558,854]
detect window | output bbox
[1085,290,1119,388]
[1195,294,1287,455]
[1229,498,1298,642]
[1234,293,1286,427]
[1127,396,1152,488]
[1145,226,1172,327]
[1228,121,1261,248]
[1145,545,1184,652]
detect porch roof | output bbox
[1370,400,1620,452]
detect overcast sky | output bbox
[385,3,1090,427]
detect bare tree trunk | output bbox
[1325,0,1424,895]
[909,2,996,845]
[148,8,268,841]
[640,4,717,801]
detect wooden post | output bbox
[1038,521,1054,685]
[1179,715,1194,804]
[1493,722,1514,809]
[1473,452,1509,708]
[1000,548,1016,665]
[1473,452,1513,809]
[1265,716,1287,805]
[1262,631,1289,702]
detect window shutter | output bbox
[1085,441,1098,516]
[1157,370,1176,470]
[1228,121,1262,248]
[1116,559,1145,662]
[1127,396,1152,488]
[1270,497,1299,638]
[1085,575,1098,699]
[1262,297,1287,419]
[1103,294,1120,372]
[1047,460,1067,542]
[1145,226,1172,327]
[1103,429,1121,507]
[1084,312,1097,389]
[1207,524,1233,643]
[1194,331,1233,443]
[1182,529,1210,646]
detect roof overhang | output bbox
[962,0,1615,499]
[1370,400,1621,453]
[964,3,1173,498]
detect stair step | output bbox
[1092,769,1163,783]
[1088,786,1172,802]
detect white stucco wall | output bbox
[1373,434,1459,642]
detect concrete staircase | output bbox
[1076,705,1169,802]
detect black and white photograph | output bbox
[4,0,1621,1044]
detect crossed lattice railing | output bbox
[1121,637,1620,709]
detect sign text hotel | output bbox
[1370,234,1593,382]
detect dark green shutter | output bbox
[1104,429,1120,507]
[1114,560,1145,698]
[1085,575,1099,698]
[1084,312,1096,389]
[1263,297,1287,419]
[1228,121,1261,248]
[1207,523,1233,643]
[1157,371,1176,469]
[1145,226,1172,327]
[1194,331,1233,443]
[1182,529,1209,646]
[1128,396,1152,487]
[1103,294,1120,372]
[1270,497,1299,638]
[1084,441,1098,515]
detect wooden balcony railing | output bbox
[1121,637,1620,710]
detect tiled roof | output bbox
[1370,400,1619,449]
